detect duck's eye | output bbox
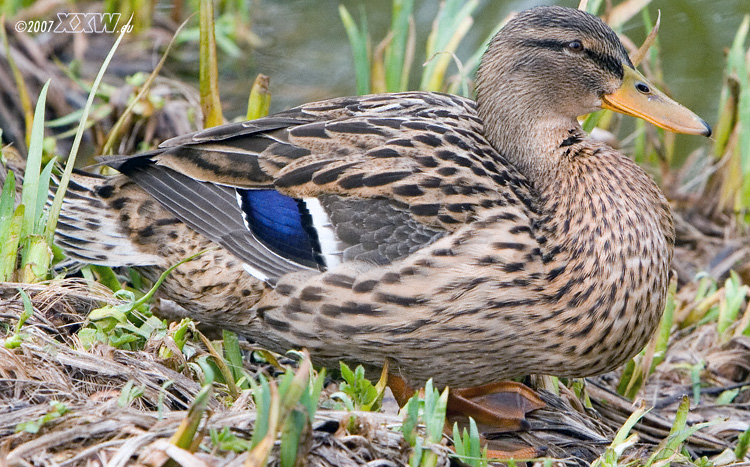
[636,82,651,94]
[567,40,584,52]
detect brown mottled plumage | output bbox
[57,6,710,391]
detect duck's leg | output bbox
[387,374,546,458]
[388,375,543,430]
[448,382,548,458]
[448,381,544,431]
[387,372,420,405]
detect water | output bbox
[233,1,747,112]
[183,0,748,160]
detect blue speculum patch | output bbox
[237,189,322,268]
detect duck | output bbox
[57,5,710,431]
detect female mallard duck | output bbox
[58,6,710,427]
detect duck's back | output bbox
[58,92,541,331]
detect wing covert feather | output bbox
[103,92,538,283]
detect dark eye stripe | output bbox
[520,38,624,80]
[583,49,624,79]
[521,38,567,51]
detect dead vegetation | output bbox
[0,279,747,466]
[1,1,749,466]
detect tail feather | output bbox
[55,170,269,322]
[55,171,164,266]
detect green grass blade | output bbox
[646,396,719,467]
[718,271,748,337]
[21,235,51,283]
[719,15,750,217]
[91,265,123,292]
[452,423,465,459]
[384,0,413,92]
[45,108,87,128]
[0,205,23,282]
[249,374,271,449]
[339,4,371,95]
[613,402,649,446]
[401,391,420,447]
[583,0,604,14]
[46,17,132,245]
[583,110,605,133]
[0,172,14,220]
[417,380,448,467]
[409,439,423,467]
[169,384,212,450]
[222,330,247,389]
[592,402,648,466]
[246,74,271,120]
[300,369,325,422]
[34,159,54,230]
[280,409,307,467]
[736,425,750,459]
[713,17,748,160]
[424,384,448,443]
[130,246,218,309]
[420,0,478,92]
[651,280,675,371]
[277,358,311,418]
[736,55,750,214]
[469,419,485,466]
[0,170,16,280]
[20,80,50,242]
[200,0,224,128]
[16,82,55,282]
[451,418,486,467]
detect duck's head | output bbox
[476,6,710,175]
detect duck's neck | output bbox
[477,95,584,190]
[478,103,675,376]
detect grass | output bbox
[453,418,488,467]
[403,380,450,467]
[339,0,505,96]
[1,0,749,465]
[715,14,750,222]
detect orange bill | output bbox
[601,65,711,137]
